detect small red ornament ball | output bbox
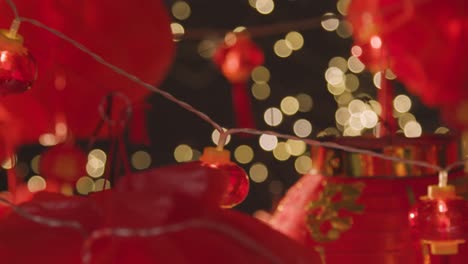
[200,147,249,208]
[0,29,36,96]
[40,143,87,184]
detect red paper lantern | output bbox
[213,32,264,129]
[0,0,174,144]
[347,0,468,108]
[39,143,87,184]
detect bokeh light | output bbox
[259,134,278,151]
[274,39,292,58]
[393,94,412,113]
[234,145,254,164]
[295,156,312,174]
[321,13,339,31]
[76,176,95,195]
[249,163,268,183]
[264,107,283,126]
[280,96,300,115]
[252,83,271,100]
[131,151,152,170]
[212,128,231,146]
[296,93,313,112]
[171,1,191,20]
[404,121,422,138]
[174,144,193,162]
[273,142,291,161]
[285,31,304,50]
[27,175,46,193]
[293,119,313,137]
[251,66,270,84]
[256,0,275,15]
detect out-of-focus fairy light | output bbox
[170,23,185,41]
[321,13,339,31]
[348,56,365,73]
[337,0,350,15]
[251,66,270,84]
[131,151,152,170]
[274,39,292,58]
[233,26,247,33]
[404,121,422,138]
[329,56,348,72]
[248,0,257,8]
[256,0,275,15]
[264,107,283,126]
[174,144,193,162]
[259,134,278,151]
[39,133,57,146]
[348,99,366,116]
[349,116,364,130]
[325,67,344,86]
[295,155,312,174]
[273,142,291,161]
[224,32,237,46]
[336,92,354,106]
[31,155,41,174]
[335,107,350,125]
[27,175,46,193]
[398,113,416,129]
[343,127,362,136]
[328,82,346,96]
[345,73,359,92]
[286,139,306,156]
[212,128,231,146]
[393,94,412,113]
[94,178,111,191]
[385,69,397,80]
[369,100,382,116]
[76,176,95,195]
[1,155,16,169]
[373,72,382,88]
[252,83,271,100]
[435,127,450,134]
[285,31,304,50]
[360,110,378,128]
[234,145,254,164]
[197,39,216,59]
[249,162,268,183]
[336,21,353,38]
[293,119,313,138]
[351,45,362,57]
[370,35,382,49]
[171,1,191,20]
[296,93,313,112]
[86,149,106,178]
[280,96,300,115]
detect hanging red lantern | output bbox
[39,142,87,184]
[269,136,468,263]
[0,0,174,144]
[409,184,468,256]
[213,32,264,129]
[347,0,468,109]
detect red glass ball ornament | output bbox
[0,29,36,96]
[200,147,249,208]
[40,143,87,184]
[409,185,468,255]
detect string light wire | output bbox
[0,1,466,262]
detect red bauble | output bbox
[347,0,468,108]
[0,30,36,96]
[39,143,87,184]
[0,0,174,144]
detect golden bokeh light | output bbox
[76,176,95,195]
[295,156,312,174]
[86,149,106,178]
[251,66,271,84]
[327,82,346,96]
[234,145,254,164]
[259,134,278,151]
[360,110,379,129]
[349,115,364,130]
[211,128,231,146]
[325,67,344,86]
[329,56,348,72]
[393,94,412,113]
[131,151,152,170]
[370,35,382,49]
[373,72,382,88]
[347,56,365,73]
[337,0,350,15]
[30,155,41,174]
[385,69,397,80]
[345,73,359,92]
[274,39,292,58]
[170,22,185,41]
[252,83,271,100]
[321,13,339,31]
[171,1,191,20]
[335,107,350,125]
[343,127,362,136]
[293,119,312,138]
[1,155,17,169]
[273,142,291,161]
[296,93,313,112]
[27,175,46,193]
[249,163,268,183]
[398,113,416,129]
[256,0,275,15]
[369,100,382,116]
[404,121,422,138]
[285,31,304,50]
[39,133,57,147]
[348,99,366,116]
[336,20,353,38]
[264,107,283,126]
[197,39,216,59]
[435,127,450,134]
[286,139,306,156]
[280,96,300,115]
[336,92,354,106]
[94,178,111,191]
[174,144,193,163]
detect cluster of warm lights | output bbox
[273,31,304,58]
[249,0,275,15]
[169,1,191,41]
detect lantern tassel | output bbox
[232,82,255,130]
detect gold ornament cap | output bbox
[424,240,466,255]
[427,185,456,200]
[200,147,231,164]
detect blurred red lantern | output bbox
[347,0,468,110]
[40,143,87,184]
[214,32,264,129]
[0,0,174,144]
